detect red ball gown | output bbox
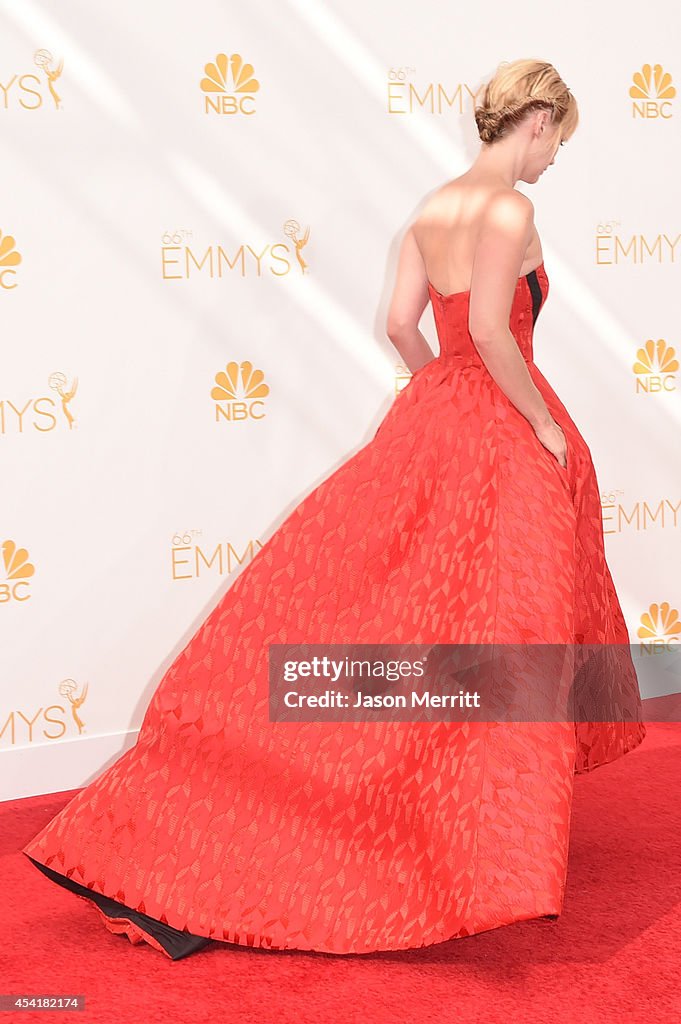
[23,260,646,959]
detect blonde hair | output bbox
[474,58,578,145]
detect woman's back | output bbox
[410,178,544,298]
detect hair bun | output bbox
[472,59,577,146]
[475,107,505,144]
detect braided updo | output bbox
[474,58,578,145]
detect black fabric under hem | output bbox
[24,854,214,960]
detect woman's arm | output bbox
[468,191,566,465]
[385,226,437,373]
[468,191,553,430]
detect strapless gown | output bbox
[22,260,646,960]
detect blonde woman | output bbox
[23,58,645,960]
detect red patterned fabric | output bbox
[23,261,646,957]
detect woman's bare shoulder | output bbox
[412,179,533,229]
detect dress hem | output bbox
[24,852,564,960]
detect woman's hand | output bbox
[534,419,568,469]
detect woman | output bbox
[23,58,646,960]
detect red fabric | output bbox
[90,905,168,955]
[22,261,645,957]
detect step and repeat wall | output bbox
[2,1,680,798]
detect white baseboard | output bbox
[1,729,141,802]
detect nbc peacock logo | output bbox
[629,63,676,118]
[0,540,35,603]
[200,52,260,115]
[211,360,270,422]
[0,229,22,289]
[637,602,681,649]
[633,338,678,393]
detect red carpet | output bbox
[3,721,680,1024]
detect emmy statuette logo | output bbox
[58,679,88,734]
[284,220,310,275]
[34,49,63,109]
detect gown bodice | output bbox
[427,262,549,367]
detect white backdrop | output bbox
[2,0,680,799]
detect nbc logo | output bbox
[211,360,270,421]
[0,228,21,289]
[200,53,260,115]
[629,63,676,118]
[0,540,35,603]
[633,338,678,393]
[637,602,681,649]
